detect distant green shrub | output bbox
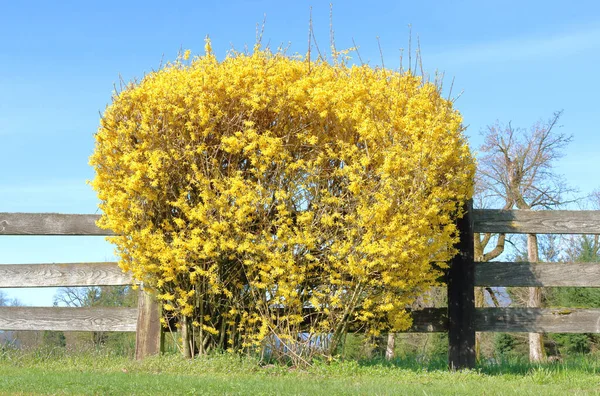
[42,331,66,348]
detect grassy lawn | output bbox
[1,351,599,395]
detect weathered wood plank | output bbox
[161,307,449,333]
[473,209,600,234]
[476,262,600,287]
[407,308,447,332]
[135,288,163,359]
[0,307,137,332]
[474,308,600,333]
[448,200,476,370]
[0,263,133,287]
[0,213,113,236]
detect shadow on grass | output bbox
[355,354,600,376]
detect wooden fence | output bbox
[1,207,599,368]
[448,204,600,369]
[0,213,162,360]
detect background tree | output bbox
[0,291,8,307]
[42,330,66,349]
[0,290,21,308]
[478,110,573,362]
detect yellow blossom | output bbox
[90,38,475,358]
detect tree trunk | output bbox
[473,232,505,361]
[385,333,395,361]
[527,234,545,362]
[181,316,192,358]
[474,236,483,361]
[474,287,484,360]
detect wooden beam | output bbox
[3,210,598,235]
[473,209,600,234]
[0,307,137,332]
[161,307,448,334]
[448,200,476,370]
[0,213,112,236]
[0,263,133,287]
[407,308,447,333]
[135,288,163,359]
[476,262,600,287]
[475,308,600,333]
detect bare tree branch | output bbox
[478,111,573,210]
[476,111,575,363]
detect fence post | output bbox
[447,199,476,370]
[135,285,163,360]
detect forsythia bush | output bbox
[90,40,475,361]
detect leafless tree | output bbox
[53,287,101,308]
[0,291,7,307]
[477,110,573,362]
[588,188,600,260]
[592,189,600,207]
[0,291,21,308]
[478,111,572,210]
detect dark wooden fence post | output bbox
[135,285,163,360]
[448,199,476,370]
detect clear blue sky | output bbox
[1,0,599,306]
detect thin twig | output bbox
[352,38,364,65]
[447,76,455,101]
[376,36,385,70]
[408,25,412,74]
[329,3,336,56]
[417,36,425,80]
[399,48,404,73]
[257,14,267,46]
[311,29,324,61]
[307,7,312,72]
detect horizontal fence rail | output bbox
[5,210,598,236]
[406,308,447,332]
[474,308,600,333]
[473,209,600,234]
[0,307,138,332]
[0,213,111,236]
[475,262,600,287]
[0,263,132,287]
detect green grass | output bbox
[1,349,599,395]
